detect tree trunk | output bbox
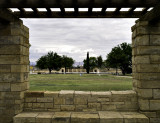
[87,52,90,74]
[116,67,118,75]
[48,68,52,74]
[122,69,126,76]
[120,67,126,76]
[65,67,66,74]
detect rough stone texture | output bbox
[91,91,111,97]
[74,97,88,105]
[36,112,54,123]
[59,90,74,97]
[99,111,123,123]
[153,89,160,99]
[61,105,75,111]
[54,97,65,105]
[75,105,87,111]
[65,97,74,104]
[14,112,39,123]
[88,103,101,110]
[121,112,149,123]
[102,104,116,111]
[137,89,153,98]
[150,118,160,123]
[140,111,157,118]
[0,20,29,123]
[150,100,160,110]
[71,112,99,123]
[75,91,91,97]
[45,103,54,109]
[44,91,59,97]
[132,20,160,122]
[37,97,53,102]
[138,99,150,111]
[52,112,71,123]
[25,91,44,97]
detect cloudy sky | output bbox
[22,18,137,63]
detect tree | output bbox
[36,55,47,70]
[83,55,97,73]
[36,52,62,74]
[62,55,74,73]
[86,52,90,74]
[96,55,103,68]
[89,57,97,70]
[106,42,132,75]
[106,47,121,75]
[105,60,110,71]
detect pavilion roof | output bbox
[0,0,159,18]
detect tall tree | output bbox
[96,55,103,68]
[86,52,90,74]
[62,55,74,73]
[84,56,97,73]
[106,47,121,75]
[106,42,132,75]
[36,52,62,74]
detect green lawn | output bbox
[29,74,132,91]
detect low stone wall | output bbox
[24,90,138,112]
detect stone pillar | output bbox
[0,20,29,123]
[132,20,160,123]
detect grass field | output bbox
[29,74,132,91]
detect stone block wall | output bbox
[0,21,29,123]
[24,90,138,112]
[132,20,160,123]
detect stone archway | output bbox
[1,17,160,123]
[0,1,160,122]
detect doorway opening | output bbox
[23,18,135,91]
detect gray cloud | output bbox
[22,18,137,63]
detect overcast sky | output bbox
[22,18,137,63]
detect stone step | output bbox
[14,111,149,123]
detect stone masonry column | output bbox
[0,20,29,123]
[132,20,160,123]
